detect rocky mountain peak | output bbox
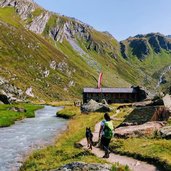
[0,0,119,58]
[121,33,171,60]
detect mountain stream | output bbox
[0,105,68,171]
[156,65,171,88]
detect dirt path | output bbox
[80,122,159,171]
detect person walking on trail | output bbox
[99,113,114,158]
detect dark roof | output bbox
[83,88,137,93]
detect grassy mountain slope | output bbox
[0,6,138,102]
[121,33,171,93]
[0,0,170,102]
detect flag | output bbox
[97,72,103,89]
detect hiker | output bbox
[99,113,113,158]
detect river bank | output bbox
[0,105,68,171]
[20,106,128,171]
[0,103,43,127]
[20,103,171,171]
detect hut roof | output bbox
[83,88,137,93]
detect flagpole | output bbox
[97,72,103,102]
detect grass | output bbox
[0,103,43,127]
[56,106,80,119]
[110,138,171,171]
[0,7,21,27]
[109,106,171,171]
[20,106,129,171]
[49,101,74,107]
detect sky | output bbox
[34,0,171,41]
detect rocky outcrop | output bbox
[160,126,171,139]
[0,76,24,103]
[81,99,110,113]
[0,94,10,104]
[53,162,112,171]
[0,0,50,34]
[0,0,39,20]
[147,33,171,52]
[121,33,171,60]
[115,122,164,138]
[28,12,50,34]
[120,42,128,59]
[163,94,171,112]
[148,35,161,53]
[119,106,169,128]
[129,38,149,60]
[150,107,170,121]
[25,87,34,97]
[46,16,119,59]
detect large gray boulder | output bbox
[163,94,171,112]
[115,122,164,138]
[160,126,171,139]
[53,162,112,171]
[81,99,110,113]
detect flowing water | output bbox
[0,105,68,171]
[156,65,171,88]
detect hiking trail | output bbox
[80,121,159,171]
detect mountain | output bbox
[121,33,171,60]
[0,0,170,102]
[120,33,171,92]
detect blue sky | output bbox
[34,0,171,41]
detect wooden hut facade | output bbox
[83,87,146,104]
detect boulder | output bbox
[160,126,171,139]
[81,99,110,113]
[132,99,164,107]
[52,162,112,171]
[0,101,4,104]
[8,107,26,113]
[0,94,10,104]
[152,98,164,106]
[163,94,171,112]
[132,100,153,107]
[115,122,164,138]
[150,107,170,121]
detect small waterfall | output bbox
[156,65,171,88]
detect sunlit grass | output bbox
[56,106,80,119]
[110,138,171,170]
[0,104,43,127]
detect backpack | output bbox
[103,121,113,139]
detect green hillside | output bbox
[121,33,171,93]
[0,0,170,103]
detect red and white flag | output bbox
[97,72,103,89]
